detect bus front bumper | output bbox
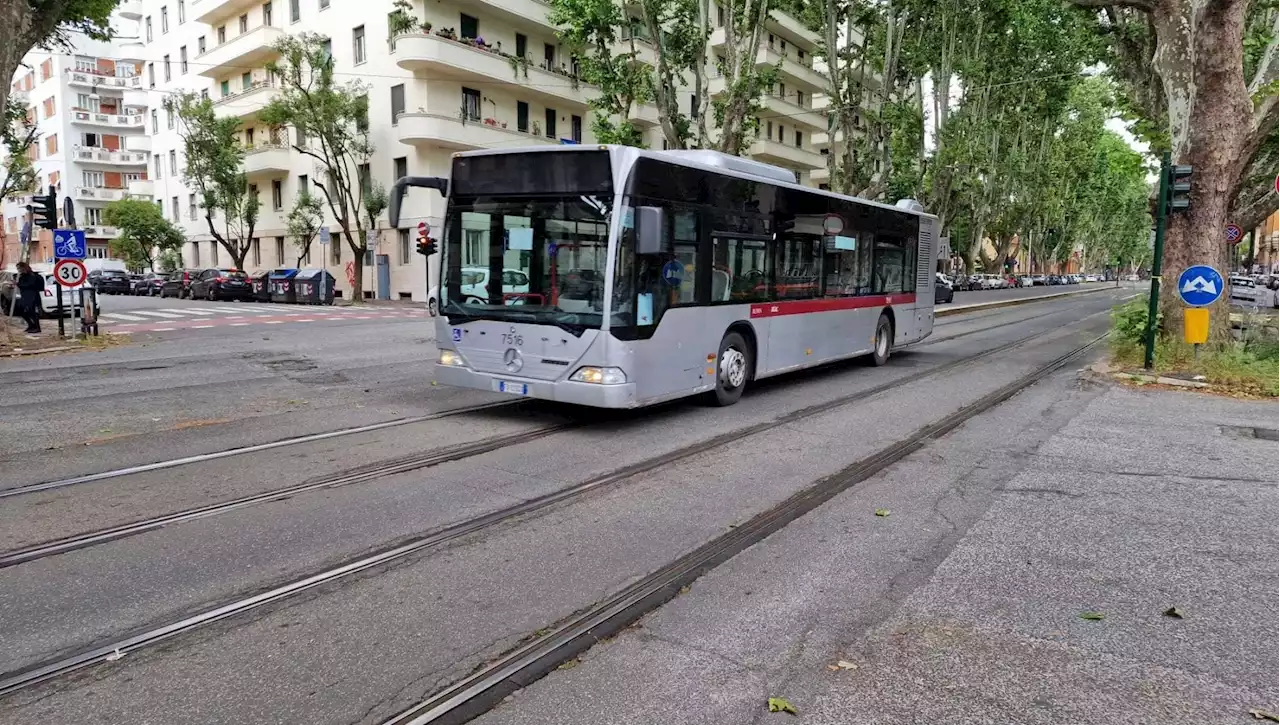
[435,364,640,409]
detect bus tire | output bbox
[711,331,752,406]
[869,313,892,366]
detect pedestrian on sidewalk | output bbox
[15,262,44,334]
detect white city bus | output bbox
[391,146,938,409]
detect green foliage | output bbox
[103,198,186,271]
[29,0,118,50]
[157,248,183,272]
[387,0,421,37]
[1110,297,1157,346]
[285,190,323,265]
[0,97,37,201]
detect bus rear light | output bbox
[438,350,466,367]
[570,366,626,385]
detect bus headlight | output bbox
[570,366,627,385]
[438,349,467,367]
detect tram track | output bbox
[0,299,1115,574]
[381,330,1112,725]
[0,309,1111,698]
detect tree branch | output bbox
[1070,0,1154,11]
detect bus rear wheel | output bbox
[711,331,752,406]
[868,313,892,366]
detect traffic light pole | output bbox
[1144,151,1171,370]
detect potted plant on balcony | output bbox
[387,0,420,37]
[507,55,529,79]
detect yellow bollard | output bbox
[1183,307,1209,345]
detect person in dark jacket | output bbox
[15,262,44,333]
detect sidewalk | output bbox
[477,370,1279,724]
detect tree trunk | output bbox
[348,243,365,302]
[1154,0,1252,338]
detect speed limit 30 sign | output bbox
[53,258,87,288]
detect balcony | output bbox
[74,186,128,203]
[128,180,154,198]
[396,112,568,150]
[708,32,829,92]
[242,144,291,176]
[125,136,153,153]
[393,33,589,108]
[193,0,266,25]
[73,147,149,166]
[767,10,821,48]
[83,225,122,239]
[748,138,825,170]
[470,0,555,30]
[213,81,279,119]
[65,69,145,90]
[71,110,147,129]
[197,26,285,78]
[117,0,142,19]
[762,94,827,131]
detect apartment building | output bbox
[26,0,829,299]
[2,37,151,266]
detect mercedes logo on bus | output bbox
[503,348,524,373]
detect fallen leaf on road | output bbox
[1163,607,1184,619]
[1249,709,1280,722]
[1078,612,1106,621]
[826,664,840,672]
[556,658,579,670]
[767,697,797,715]
[836,660,858,670]
[874,508,891,517]
[98,428,112,434]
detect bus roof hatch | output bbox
[655,149,798,185]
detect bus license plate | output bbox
[495,380,528,396]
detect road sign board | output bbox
[1225,224,1243,244]
[661,259,684,287]
[1177,265,1224,307]
[53,229,86,259]
[822,214,844,235]
[319,226,330,245]
[53,258,87,288]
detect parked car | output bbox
[188,267,253,301]
[427,267,533,315]
[89,269,132,295]
[132,273,166,296]
[1229,275,1259,304]
[951,274,976,291]
[1031,275,1048,286]
[1,270,96,317]
[160,269,200,298]
[934,273,954,304]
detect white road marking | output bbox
[163,308,216,315]
[352,315,372,319]
[229,323,250,326]
[130,311,184,318]
[264,320,284,324]
[151,327,176,331]
[192,325,214,329]
[211,306,247,313]
[293,319,314,323]
[99,313,147,321]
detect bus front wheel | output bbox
[711,331,752,406]
[869,313,892,366]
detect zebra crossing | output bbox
[97,304,428,333]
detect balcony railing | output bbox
[65,69,144,89]
[74,186,129,201]
[71,110,147,127]
[73,147,149,165]
[83,225,122,238]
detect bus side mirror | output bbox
[389,176,449,228]
[635,206,665,255]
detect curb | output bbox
[936,285,1119,318]
[0,344,80,358]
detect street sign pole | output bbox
[1144,151,1171,370]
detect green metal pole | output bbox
[1144,151,1171,370]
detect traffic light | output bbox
[29,185,57,230]
[415,221,437,256]
[1166,164,1192,213]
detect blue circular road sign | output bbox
[661,259,684,287]
[1176,265,1224,307]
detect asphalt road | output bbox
[4,283,1268,725]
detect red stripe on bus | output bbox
[749,293,916,318]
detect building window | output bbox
[544,108,556,138]
[189,194,198,220]
[320,38,332,59]
[515,33,527,59]
[148,63,155,88]
[252,237,261,266]
[198,36,206,54]
[460,13,478,39]
[180,47,188,74]
[193,242,200,267]
[86,207,103,225]
[178,0,185,23]
[331,237,341,264]
[794,130,801,148]
[275,236,285,264]
[272,179,283,210]
[571,114,582,143]
[161,6,169,32]
[169,150,177,174]
[218,25,226,44]
[242,71,252,90]
[393,156,407,183]
[357,163,371,194]
[237,13,247,34]
[398,228,410,264]
[151,109,158,132]
[82,132,99,146]
[145,16,153,41]
[167,108,174,129]
[352,25,365,64]
[320,0,329,9]
[211,241,219,265]
[298,173,308,195]
[153,155,162,179]
[45,134,58,155]
[263,1,273,26]
[290,0,300,22]
[390,83,404,124]
[163,55,171,81]
[461,87,480,121]
[83,170,104,187]
[517,101,529,132]
[171,196,179,220]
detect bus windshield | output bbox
[441,194,614,332]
